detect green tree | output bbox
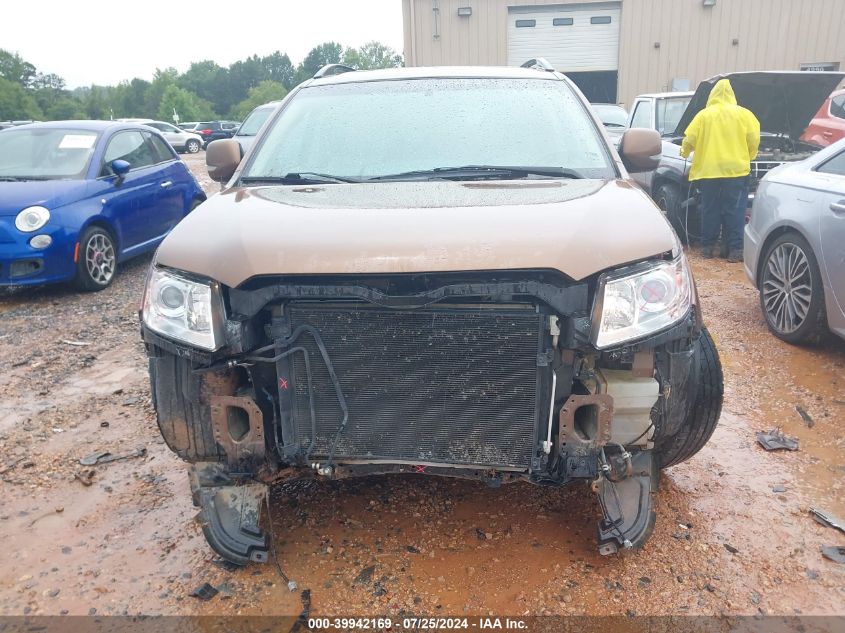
[294,42,343,85]
[46,97,86,120]
[0,76,43,119]
[230,80,288,119]
[342,41,403,70]
[179,60,229,113]
[224,55,268,114]
[145,68,180,119]
[84,86,110,119]
[0,49,36,86]
[157,85,215,123]
[261,51,295,90]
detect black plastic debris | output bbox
[405,545,420,554]
[353,565,375,585]
[795,405,815,428]
[756,429,799,451]
[189,583,219,601]
[821,546,845,565]
[79,447,146,466]
[810,508,845,535]
[212,557,240,572]
[475,528,488,540]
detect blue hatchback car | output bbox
[0,121,206,290]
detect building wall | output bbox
[402,0,845,105]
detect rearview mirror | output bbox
[619,128,661,173]
[206,139,241,182]
[111,159,131,177]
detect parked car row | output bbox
[179,120,240,147]
[116,118,203,154]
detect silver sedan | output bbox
[744,138,845,343]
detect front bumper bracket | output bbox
[190,463,269,565]
[596,450,657,555]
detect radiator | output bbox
[282,305,544,469]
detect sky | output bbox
[0,0,405,88]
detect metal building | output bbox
[401,0,845,105]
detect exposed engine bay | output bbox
[144,270,703,564]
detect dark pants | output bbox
[698,176,747,252]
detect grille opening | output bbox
[574,404,599,441]
[227,406,251,442]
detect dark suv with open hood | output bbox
[627,71,845,243]
[141,62,723,565]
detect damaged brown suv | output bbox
[141,61,723,565]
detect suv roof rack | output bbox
[313,64,357,79]
[521,58,556,72]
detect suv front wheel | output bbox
[654,327,723,468]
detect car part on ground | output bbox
[744,137,845,343]
[0,121,206,290]
[141,63,724,564]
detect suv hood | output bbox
[673,71,845,140]
[155,180,676,288]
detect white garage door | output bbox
[507,3,621,72]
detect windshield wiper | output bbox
[368,165,585,182]
[240,172,360,185]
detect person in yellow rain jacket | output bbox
[680,79,760,262]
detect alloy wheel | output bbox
[762,242,812,334]
[85,233,116,286]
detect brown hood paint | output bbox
[155,179,675,288]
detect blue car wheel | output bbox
[74,226,117,291]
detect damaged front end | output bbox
[142,259,703,564]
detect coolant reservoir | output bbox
[596,369,659,446]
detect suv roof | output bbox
[308,65,562,87]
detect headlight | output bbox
[15,206,50,232]
[592,254,692,349]
[142,267,225,351]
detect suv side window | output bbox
[818,150,845,176]
[147,133,176,163]
[146,122,166,132]
[100,130,157,176]
[830,95,845,120]
[630,101,653,129]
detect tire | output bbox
[73,226,117,291]
[186,139,201,154]
[656,327,723,469]
[758,232,827,345]
[655,183,688,244]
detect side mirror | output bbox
[619,128,661,173]
[206,139,241,182]
[111,159,131,177]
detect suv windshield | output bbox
[656,96,692,135]
[0,128,98,180]
[238,106,275,137]
[244,78,615,181]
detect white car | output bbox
[116,119,203,154]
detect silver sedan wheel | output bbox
[186,139,200,153]
[85,232,116,286]
[762,242,813,334]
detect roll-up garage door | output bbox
[507,3,621,72]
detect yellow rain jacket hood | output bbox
[680,79,761,181]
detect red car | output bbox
[801,87,845,147]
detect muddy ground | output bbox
[1,152,844,617]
